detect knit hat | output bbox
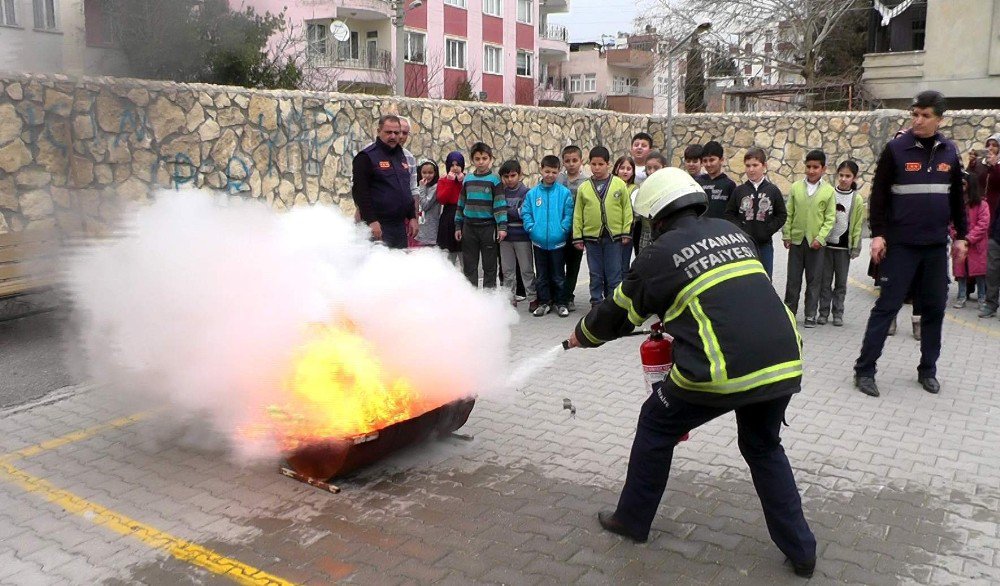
[702,140,724,159]
[445,151,466,170]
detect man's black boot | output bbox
[855,375,879,397]
[597,510,647,543]
[789,557,816,578]
[919,376,940,394]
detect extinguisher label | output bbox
[643,364,672,393]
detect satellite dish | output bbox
[330,20,351,42]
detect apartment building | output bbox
[242,0,570,105]
[0,0,127,76]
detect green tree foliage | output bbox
[107,0,302,89]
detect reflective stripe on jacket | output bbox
[574,215,802,408]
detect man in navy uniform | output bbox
[565,168,817,578]
[351,114,418,248]
[854,91,968,397]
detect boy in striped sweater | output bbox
[455,142,508,288]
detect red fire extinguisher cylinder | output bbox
[640,323,689,443]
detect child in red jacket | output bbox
[952,173,990,309]
[436,151,465,268]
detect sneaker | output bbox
[514,294,527,302]
[528,299,540,313]
[816,315,828,325]
[556,305,569,317]
[979,306,997,318]
[533,304,551,317]
[567,300,576,312]
[803,317,817,328]
[832,316,844,327]
[953,299,966,309]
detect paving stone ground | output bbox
[2,243,1000,585]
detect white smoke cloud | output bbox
[66,190,517,461]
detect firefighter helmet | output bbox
[632,167,708,223]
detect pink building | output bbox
[234,0,569,105]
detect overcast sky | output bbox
[547,0,643,43]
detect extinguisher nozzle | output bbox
[561,339,571,350]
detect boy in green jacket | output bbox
[572,146,633,307]
[783,149,837,327]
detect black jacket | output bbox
[725,179,787,246]
[574,214,802,409]
[697,173,737,219]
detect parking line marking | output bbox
[0,459,296,585]
[0,411,154,463]
[848,276,1000,339]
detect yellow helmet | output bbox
[633,167,708,222]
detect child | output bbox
[498,160,536,306]
[558,145,588,311]
[818,160,865,326]
[614,155,638,270]
[635,152,667,253]
[697,140,737,219]
[952,172,990,310]
[415,161,441,247]
[436,152,465,268]
[783,149,837,327]
[523,155,575,317]
[683,144,705,178]
[630,132,653,185]
[455,142,508,289]
[725,147,787,278]
[573,146,633,307]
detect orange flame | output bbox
[244,322,435,452]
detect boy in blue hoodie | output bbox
[522,155,575,317]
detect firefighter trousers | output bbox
[614,391,817,563]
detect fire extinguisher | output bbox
[640,322,689,443]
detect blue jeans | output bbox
[533,246,566,305]
[758,242,774,278]
[855,244,948,378]
[585,236,623,305]
[956,276,986,300]
[614,391,816,561]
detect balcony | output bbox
[308,48,393,72]
[606,48,654,70]
[541,0,569,15]
[862,50,925,104]
[607,86,653,114]
[538,76,567,104]
[335,0,393,19]
[539,25,569,60]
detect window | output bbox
[2,0,16,26]
[84,0,116,46]
[569,75,582,93]
[483,0,501,17]
[516,0,532,23]
[405,31,426,63]
[912,19,926,50]
[307,23,328,58]
[338,31,360,60]
[516,50,533,77]
[483,45,503,75]
[444,0,466,7]
[446,38,466,69]
[656,75,670,96]
[33,0,57,30]
[583,74,596,92]
[612,76,637,94]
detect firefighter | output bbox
[565,168,817,578]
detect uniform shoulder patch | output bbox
[379,161,391,169]
[905,162,921,172]
[937,162,951,172]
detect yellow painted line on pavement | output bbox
[0,411,155,463]
[848,276,1000,339]
[0,459,295,585]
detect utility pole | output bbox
[391,0,422,96]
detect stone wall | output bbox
[1,72,998,237]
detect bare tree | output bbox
[644,0,857,108]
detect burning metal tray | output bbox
[282,396,476,487]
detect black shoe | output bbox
[804,317,817,328]
[855,375,879,397]
[816,315,828,325]
[597,510,647,543]
[789,557,816,578]
[919,376,940,394]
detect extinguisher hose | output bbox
[562,328,652,350]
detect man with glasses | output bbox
[351,114,419,248]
